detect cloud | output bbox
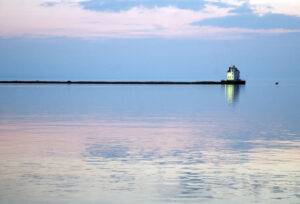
[248,0,300,17]
[40,2,59,7]
[195,1,300,32]
[207,0,300,17]
[0,0,299,39]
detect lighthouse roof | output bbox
[228,65,239,72]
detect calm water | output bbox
[0,82,299,204]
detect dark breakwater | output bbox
[0,80,246,85]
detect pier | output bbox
[0,80,246,85]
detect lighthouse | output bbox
[226,65,240,81]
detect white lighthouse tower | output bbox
[226,65,240,81]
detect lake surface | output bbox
[0,82,299,204]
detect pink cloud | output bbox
[0,0,299,38]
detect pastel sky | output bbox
[0,0,300,80]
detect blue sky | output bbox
[0,0,300,80]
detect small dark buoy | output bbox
[275,82,279,85]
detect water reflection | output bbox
[225,85,241,105]
[0,84,299,204]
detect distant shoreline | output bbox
[0,80,246,85]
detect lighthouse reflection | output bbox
[225,85,241,105]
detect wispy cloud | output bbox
[0,0,299,39]
[208,0,300,16]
